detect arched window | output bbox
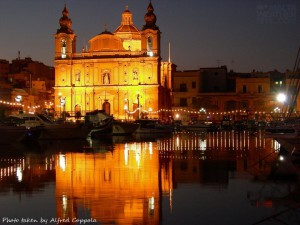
[61,39,67,59]
[147,36,153,56]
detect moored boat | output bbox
[133,119,173,138]
[9,110,113,140]
[0,119,42,144]
[9,113,92,140]
[85,110,114,139]
[112,120,139,135]
[180,121,208,132]
[264,118,300,140]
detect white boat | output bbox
[9,111,113,140]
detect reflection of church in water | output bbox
[54,2,174,119]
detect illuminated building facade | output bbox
[54,2,174,119]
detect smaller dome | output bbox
[57,4,74,34]
[142,2,158,30]
[115,25,140,33]
[114,6,140,34]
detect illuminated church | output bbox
[54,2,174,120]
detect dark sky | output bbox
[0,0,299,72]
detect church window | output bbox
[61,39,67,59]
[123,65,128,83]
[103,71,110,84]
[133,68,138,80]
[147,36,153,56]
[75,70,81,82]
[86,66,90,83]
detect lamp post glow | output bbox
[276,93,286,103]
[137,93,140,119]
[276,93,286,119]
[149,107,152,119]
[124,98,130,120]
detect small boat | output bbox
[0,118,42,144]
[264,118,300,140]
[133,119,173,136]
[112,120,139,135]
[9,111,113,140]
[85,110,114,139]
[180,121,209,132]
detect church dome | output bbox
[89,32,124,52]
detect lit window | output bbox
[147,36,153,56]
[61,40,67,59]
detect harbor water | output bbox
[0,130,299,225]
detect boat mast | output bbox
[282,47,300,118]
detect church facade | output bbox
[54,2,174,120]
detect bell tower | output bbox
[54,4,76,59]
[141,1,160,57]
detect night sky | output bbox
[0,0,299,72]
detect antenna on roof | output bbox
[168,42,171,63]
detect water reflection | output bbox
[0,131,300,225]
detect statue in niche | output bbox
[103,71,110,84]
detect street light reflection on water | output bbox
[0,131,299,225]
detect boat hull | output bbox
[112,121,139,135]
[39,122,93,140]
[0,126,42,144]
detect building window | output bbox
[192,81,196,89]
[258,85,262,93]
[179,83,187,92]
[75,70,81,82]
[61,39,67,59]
[242,85,247,93]
[192,97,197,105]
[180,98,188,107]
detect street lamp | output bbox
[276,93,286,119]
[124,98,129,121]
[276,93,286,103]
[137,92,141,119]
[15,95,23,112]
[60,97,66,119]
[58,93,66,119]
[149,107,152,119]
[199,107,206,121]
